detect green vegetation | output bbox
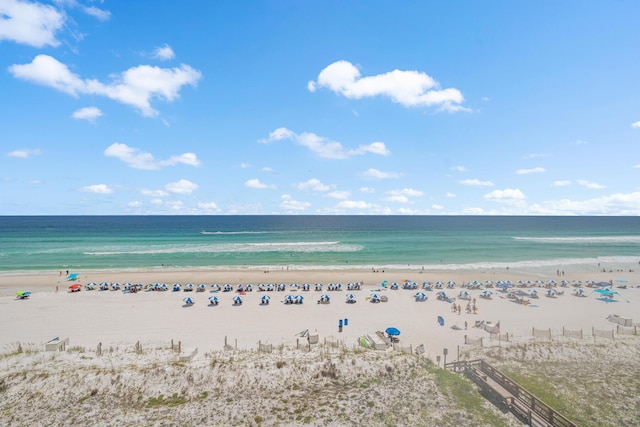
[431,367,509,427]
[146,393,187,408]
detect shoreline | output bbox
[1,264,637,292]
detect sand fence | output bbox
[461,315,637,349]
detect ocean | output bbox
[1,216,639,275]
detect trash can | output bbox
[338,319,343,332]
[344,318,349,326]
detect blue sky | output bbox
[1,0,639,215]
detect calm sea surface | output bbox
[1,216,639,275]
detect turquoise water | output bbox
[1,216,639,274]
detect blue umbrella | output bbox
[594,289,618,296]
[385,327,400,336]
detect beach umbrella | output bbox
[594,288,617,296]
[69,284,82,291]
[480,290,493,299]
[16,291,31,299]
[208,296,219,305]
[183,297,194,306]
[233,296,243,305]
[385,327,401,336]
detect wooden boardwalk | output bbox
[446,359,579,427]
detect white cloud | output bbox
[141,189,169,197]
[82,5,111,21]
[384,195,409,203]
[72,106,102,122]
[459,178,494,187]
[9,55,202,116]
[516,167,546,175]
[104,143,200,170]
[165,200,184,211]
[577,179,605,189]
[484,188,526,202]
[54,0,111,21]
[523,153,550,159]
[127,201,142,208]
[552,180,572,187]
[296,178,330,192]
[432,204,444,210]
[8,148,42,158]
[327,190,350,199]
[362,168,401,179]
[337,200,373,209]
[245,178,275,189]
[634,164,640,169]
[259,127,390,159]
[384,188,423,203]
[153,44,175,61]
[631,121,640,128]
[81,184,112,194]
[240,162,250,169]
[463,207,485,215]
[308,60,466,112]
[360,187,375,193]
[165,179,198,194]
[280,194,310,211]
[198,201,220,212]
[0,0,65,47]
[534,192,640,215]
[446,192,456,198]
[452,165,468,172]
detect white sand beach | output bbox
[1,268,639,426]
[1,268,638,356]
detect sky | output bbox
[1,0,640,215]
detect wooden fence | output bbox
[446,359,579,427]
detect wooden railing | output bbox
[445,359,579,427]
